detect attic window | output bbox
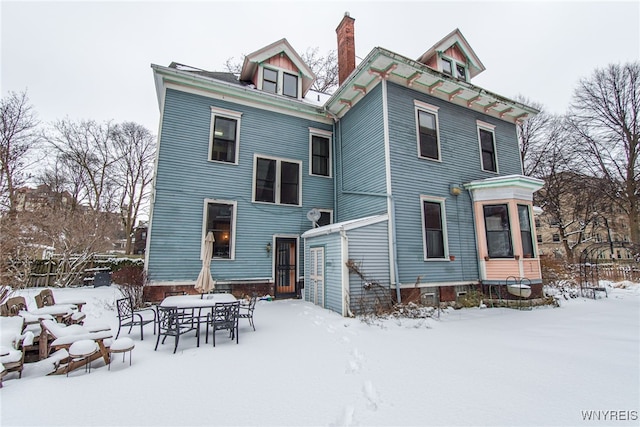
[263,68,278,94]
[442,59,453,76]
[456,64,467,81]
[283,72,298,98]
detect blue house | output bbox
[146,14,544,313]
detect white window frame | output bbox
[208,106,242,165]
[308,127,333,178]
[252,154,302,207]
[441,55,467,81]
[476,120,498,173]
[414,100,441,162]
[201,198,237,260]
[419,195,449,261]
[313,209,333,228]
[257,65,302,100]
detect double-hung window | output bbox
[263,68,278,94]
[283,72,298,98]
[477,120,497,172]
[203,199,236,259]
[209,107,241,164]
[415,100,440,161]
[421,196,447,260]
[253,155,301,206]
[484,204,513,258]
[261,67,300,99]
[309,128,332,177]
[518,205,535,258]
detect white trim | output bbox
[202,198,237,261]
[476,122,499,173]
[476,120,496,130]
[419,195,450,261]
[414,101,442,162]
[302,214,388,238]
[252,154,302,207]
[162,81,332,124]
[208,107,242,165]
[382,80,397,290]
[308,129,333,178]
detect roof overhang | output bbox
[464,175,544,202]
[325,47,538,124]
[302,214,389,239]
[240,38,316,96]
[151,64,330,124]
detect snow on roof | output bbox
[302,214,388,238]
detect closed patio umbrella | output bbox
[195,232,215,294]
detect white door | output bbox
[309,247,324,307]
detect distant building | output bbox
[133,222,148,255]
[15,184,76,212]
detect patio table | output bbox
[160,293,237,308]
[158,294,238,349]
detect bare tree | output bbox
[301,47,339,93]
[533,117,606,262]
[0,90,41,212]
[568,62,640,244]
[111,122,155,254]
[514,95,553,177]
[46,119,121,212]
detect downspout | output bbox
[381,79,401,303]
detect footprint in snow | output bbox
[362,380,380,411]
[330,405,355,427]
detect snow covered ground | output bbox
[1,282,638,426]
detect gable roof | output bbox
[416,28,486,79]
[239,38,316,96]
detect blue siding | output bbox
[347,221,390,314]
[148,89,333,283]
[335,83,388,221]
[386,82,521,285]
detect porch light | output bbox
[266,242,272,253]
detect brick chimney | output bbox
[336,12,355,86]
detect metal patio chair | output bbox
[115,297,156,340]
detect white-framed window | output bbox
[477,120,498,173]
[414,100,441,161]
[518,204,535,258]
[202,199,237,260]
[441,56,467,81]
[309,128,332,177]
[313,209,333,228]
[253,154,302,206]
[483,204,513,258]
[259,66,301,99]
[420,195,448,260]
[209,107,242,164]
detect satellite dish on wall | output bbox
[306,208,321,224]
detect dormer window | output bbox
[263,68,278,94]
[456,64,467,81]
[283,72,298,98]
[442,58,453,76]
[260,67,300,99]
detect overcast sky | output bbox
[2,1,639,134]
